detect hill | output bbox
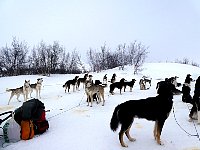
[0,62,200,149]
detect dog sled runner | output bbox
[0,111,13,126]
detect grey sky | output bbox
[0,0,200,63]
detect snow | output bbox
[0,62,200,150]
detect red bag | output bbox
[39,110,46,121]
[33,110,49,134]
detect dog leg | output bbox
[197,111,200,124]
[39,89,41,99]
[23,94,26,102]
[125,125,135,142]
[119,121,133,147]
[124,86,126,92]
[102,93,105,106]
[24,93,28,102]
[30,89,33,98]
[155,120,165,145]
[8,93,14,105]
[35,90,38,99]
[86,95,90,106]
[119,131,128,147]
[16,93,21,102]
[97,93,101,104]
[90,95,93,107]
[154,121,158,140]
[68,85,70,93]
[64,86,66,93]
[130,87,132,92]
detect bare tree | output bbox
[132,42,149,74]
[68,49,81,74]
[0,37,28,76]
[117,43,126,70]
[49,41,64,73]
[87,48,97,72]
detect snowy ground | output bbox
[0,63,200,150]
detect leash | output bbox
[172,105,200,141]
[185,103,200,141]
[47,92,86,120]
[0,92,7,95]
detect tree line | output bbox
[0,37,148,77]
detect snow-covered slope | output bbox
[0,63,200,150]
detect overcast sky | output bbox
[0,0,200,63]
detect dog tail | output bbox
[6,88,11,92]
[110,105,120,132]
[63,83,66,88]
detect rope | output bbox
[0,92,7,95]
[46,87,110,120]
[47,92,86,120]
[186,103,200,141]
[172,105,200,141]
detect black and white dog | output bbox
[110,73,116,83]
[103,74,107,85]
[63,76,79,93]
[110,81,177,147]
[77,74,88,89]
[188,76,200,124]
[184,74,194,86]
[142,76,152,87]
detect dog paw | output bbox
[157,140,164,145]
[160,142,164,145]
[129,137,136,142]
[188,118,192,122]
[121,143,128,147]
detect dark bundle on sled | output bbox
[14,98,49,135]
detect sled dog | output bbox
[109,78,125,95]
[85,82,105,107]
[77,74,88,89]
[7,80,31,105]
[63,76,79,93]
[30,78,43,99]
[110,81,176,147]
[124,79,136,92]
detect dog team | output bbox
[5,72,200,147]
